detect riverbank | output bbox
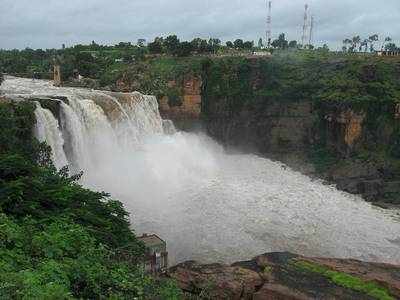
[167,251,400,299]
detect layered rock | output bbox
[159,75,202,130]
[202,58,400,206]
[168,252,400,300]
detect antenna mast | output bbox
[308,15,314,47]
[301,4,309,48]
[266,1,272,48]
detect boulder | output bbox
[168,261,263,299]
[167,252,400,300]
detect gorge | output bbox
[2,76,400,269]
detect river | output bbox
[2,76,400,265]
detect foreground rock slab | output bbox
[167,252,400,299]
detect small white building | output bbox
[376,51,400,57]
[252,51,272,57]
[138,234,168,274]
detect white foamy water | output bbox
[33,101,68,169]
[2,77,400,265]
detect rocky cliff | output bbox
[158,75,202,130]
[201,55,400,206]
[113,54,400,205]
[168,252,400,300]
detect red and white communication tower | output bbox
[266,1,272,48]
[301,4,309,47]
[308,15,314,47]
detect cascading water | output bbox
[59,101,89,172]
[2,76,400,265]
[33,101,68,169]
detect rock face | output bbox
[202,58,400,205]
[159,76,202,130]
[168,252,400,300]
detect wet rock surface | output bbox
[203,62,400,206]
[168,252,400,299]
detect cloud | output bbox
[0,0,399,49]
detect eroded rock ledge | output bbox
[167,252,400,299]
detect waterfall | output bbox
[59,101,88,172]
[163,120,177,135]
[2,76,400,266]
[33,102,68,169]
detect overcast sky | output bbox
[1,0,399,50]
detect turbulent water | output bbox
[2,77,400,265]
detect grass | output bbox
[293,260,394,300]
[149,56,204,79]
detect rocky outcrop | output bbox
[205,99,400,204]
[202,58,400,206]
[168,261,263,299]
[168,252,400,300]
[63,77,100,89]
[159,76,202,130]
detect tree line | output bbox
[147,35,256,56]
[1,33,398,86]
[342,34,399,53]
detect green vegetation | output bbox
[293,260,394,300]
[202,57,254,115]
[0,39,209,91]
[309,146,339,173]
[110,56,204,105]
[0,42,146,82]
[0,102,182,299]
[342,34,399,53]
[201,52,400,203]
[203,51,400,109]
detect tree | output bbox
[368,34,379,52]
[317,44,329,53]
[362,39,369,52]
[137,39,146,47]
[288,40,298,49]
[164,35,180,55]
[258,38,264,49]
[75,52,100,78]
[208,38,221,54]
[271,33,288,50]
[190,38,203,52]
[243,41,254,50]
[116,42,132,49]
[0,102,183,299]
[226,41,234,48]
[383,37,392,50]
[199,39,210,53]
[234,39,244,49]
[148,37,164,54]
[385,43,398,52]
[342,38,352,52]
[176,41,193,57]
[351,36,361,52]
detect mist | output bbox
[3,76,400,265]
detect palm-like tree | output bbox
[368,34,379,52]
[343,39,352,52]
[352,36,361,52]
[383,37,392,50]
[361,39,369,52]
